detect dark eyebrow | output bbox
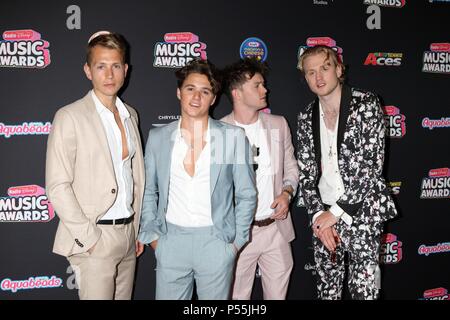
[183,84,213,92]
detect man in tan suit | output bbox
[45,31,145,300]
[221,58,299,299]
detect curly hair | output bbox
[223,57,269,100]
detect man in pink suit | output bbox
[221,58,299,299]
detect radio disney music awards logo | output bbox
[383,106,406,138]
[1,275,62,293]
[388,181,402,195]
[420,288,450,300]
[380,233,403,264]
[364,52,403,66]
[0,29,51,68]
[240,37,268,62]
[298,37,343,66]
[418,242,450,257]
[0,121,51,138]
[363,0,406,8]
[0,185,55,223]
[422,43,450,74]
[153,32,207,68]
[422,117,450,130]
[420,168,450,199]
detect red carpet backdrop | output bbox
[0,0,449,300]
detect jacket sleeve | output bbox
[137,129,161,244]
[45,109,101,254]
[232,128,257,250]
[281,117,300,196]
[335,92,386,216]
[296,111,325,224]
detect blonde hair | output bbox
[297,45,345,83]
[86,32,128,65]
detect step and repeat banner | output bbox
[0,0,449,300]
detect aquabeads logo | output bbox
[418,242,450,256]
[363,0,406,8]
[1,276,62,293]
[298,37,343,66]
[0,122,51,138]
[380,233,403,264]
[422,43,450,74]
[0,185,55,222]
[153,32,207,68]
[383,106,406,138]
[420,168,450,199]
[422,117,450,130]
[0,29,51,68]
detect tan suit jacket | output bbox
[221,112,299,242]
[46,92,145,257]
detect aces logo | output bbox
[364,52,403,66]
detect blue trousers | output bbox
[155,222,237,300]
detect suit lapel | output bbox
[337,85,352,158]
[311,98,321,171]
[161,121,178,202]
[209,118,222,197]
[259,112,272,155]
[82,93,115,178]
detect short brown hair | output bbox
[223,57,269,101]
[86,32,128,65]
[298,45,345,83]
[175,59,221,95]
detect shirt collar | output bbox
[176,117,211,144]
[91,90,130,118]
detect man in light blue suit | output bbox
[137,59,257,300]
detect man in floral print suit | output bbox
[296,45,397,300]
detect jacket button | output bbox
[111,189,116,194]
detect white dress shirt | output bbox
[165,120,213,227]
[313,103,353,226]
[92,90,135,220]
[235,119,274,220]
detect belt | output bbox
[97,215,134,225]
[252,217,275,227]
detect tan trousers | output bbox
[232,222,293,300]
[67,222,136,300]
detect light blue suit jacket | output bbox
[138,118,257,250]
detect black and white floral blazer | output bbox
[296,85,397,227]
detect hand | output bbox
[312,211,338,238]
[150,239,158,251]
[136,240,144,257]
[318,226,340,252]
[270,192,290,220]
